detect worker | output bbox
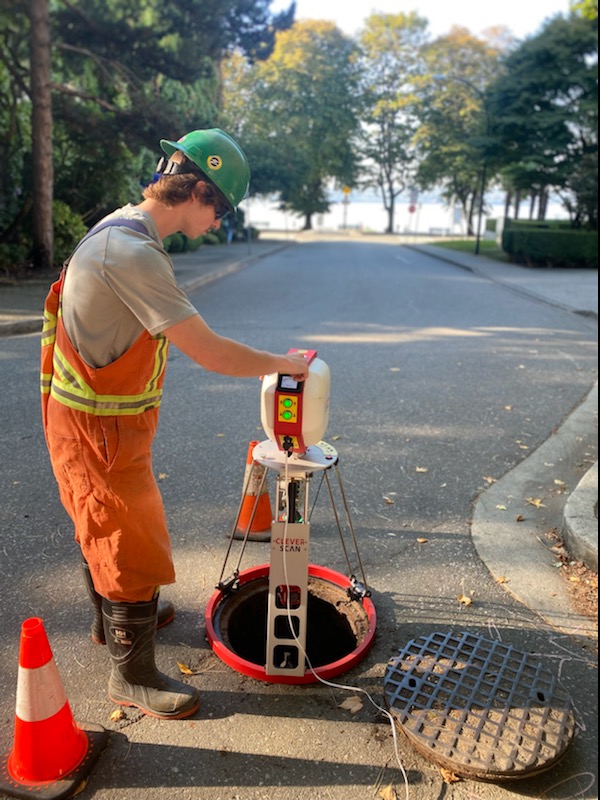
[40,128,309,720]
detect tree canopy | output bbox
[0,0,597,271]
[487,13,598,227]
[235,20,361,228]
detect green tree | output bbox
[0,7,27,268]
[1,0,292,270]
[30,0,53,270]
[414,27,507,236]
[357,12,429,234]
[487,13,598,228]
[571,0,598,21]
[238,20,361,229]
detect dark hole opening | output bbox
[216,578,364,668]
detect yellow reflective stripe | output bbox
[40,373,52,395]
[49,381,162,415]
[50,343,165,416]
[41,309,57,347]
[146,334,168,392]
[53,345,86,393]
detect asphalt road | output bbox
[0,238,597,800]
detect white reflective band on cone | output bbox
[15,661,68,722]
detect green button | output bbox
[283,411,293,420]
[283,398,293,408]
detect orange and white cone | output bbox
[0,617,108,800]
[231,441,272,542]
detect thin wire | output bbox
[280,456,410,800]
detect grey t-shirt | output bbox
[62,205,198,368]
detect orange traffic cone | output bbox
[0,617,108,800]
[231,441,272,542]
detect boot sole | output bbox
[109,694,200,720]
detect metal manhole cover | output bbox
[383,631,575,781]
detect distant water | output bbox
[242,196,569,236]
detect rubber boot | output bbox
[102,596,200,719]
[82,558,175,644]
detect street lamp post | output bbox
[474,158,487,256]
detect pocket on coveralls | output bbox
[46,431,92,498]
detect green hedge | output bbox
[502,225,597,268]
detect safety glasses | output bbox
[203,184,230,220]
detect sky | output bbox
[270,0,573,41]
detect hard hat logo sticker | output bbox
[207,155,223,170]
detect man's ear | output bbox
[192,180,209,202]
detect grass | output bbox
[432,238,511,263]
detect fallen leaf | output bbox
[109,708,126,722]
[416,537,428,544]
[495,576,508,584]
[483,476,496,484]
[216,432,225,437]
[518,444,530,450]
[496,504,507,510]
[389,367,401,372]
[383,496,395,505]
[378,785,399,800]
[551,544,568,556]
[415,466,429,473]
[526,497,546,509]
[503,405,513,411]
[516,514,525,522]
[331,434,341,441]
[158,472,168,480]
[457,594,473,606]
[177,661,197,675]
[554,479,566,486]
[339,696,363,714]
[440,767,460,784]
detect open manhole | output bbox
[205,563,376,684]
[383,631,576,781]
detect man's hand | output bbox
[282,352,310,382]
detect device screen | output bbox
[278,375,301,391]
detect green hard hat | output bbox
[160,128,250,211]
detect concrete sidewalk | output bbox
[0,232,596,630]
[0,237,292,337]
[408,242,598,598]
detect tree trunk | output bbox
[29,0,53,271]
[538,188,548,220]
[386,197,395,234]
[466,193,476,236]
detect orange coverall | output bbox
[40,273,176,602]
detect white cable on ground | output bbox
[280,455,410,800]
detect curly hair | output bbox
[142,173,210,207]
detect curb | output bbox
[0,317,43,337]
[406,243,599,320]
[0,241,294,338]
[178,242,293,294]
[563,460,598,572]
[471,382,598,637]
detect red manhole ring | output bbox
[205,564,376,684]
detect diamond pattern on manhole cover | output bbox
[383,631,575,781]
